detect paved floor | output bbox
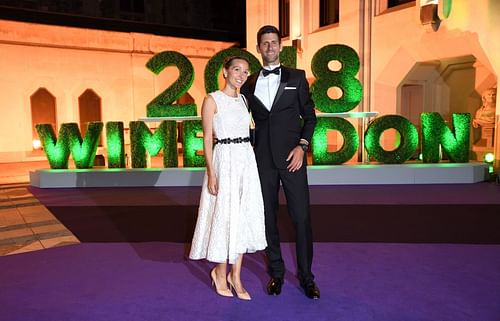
[0,157,176,256]
[0,161,79,256]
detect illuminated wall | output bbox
[246,0,499,164]
[0,19,235,162]
[2,1,499,165]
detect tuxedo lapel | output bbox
[247,70,270,113]
[270,67,290,110]
[247,70,259,96]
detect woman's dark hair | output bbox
[257,25,281,45]
[223,55,250,70]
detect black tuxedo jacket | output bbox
[241,66,317,169]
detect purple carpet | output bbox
[1,242,500,321]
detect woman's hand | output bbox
[207,173,218,195]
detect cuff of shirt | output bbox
[299,138,309,145]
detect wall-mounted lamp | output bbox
[420,0,453,32]
[420,1,441,31]
[292,38,302,54]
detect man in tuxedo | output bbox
[241,25,319,299]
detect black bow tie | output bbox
[262,66,281,77]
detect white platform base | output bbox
[29,162,490,188]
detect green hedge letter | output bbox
[129,121,177,168]
[421,112,470,163]
[312,117,359,165]
[182,120,205,167]
[146,51,197,117]
[106,122,126,168]
[310,44,363,113]
[36,122,103,169]
[364,115,418,164]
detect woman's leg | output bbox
[228,254,251,300]
[211,262,232,297]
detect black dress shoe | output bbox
[266,277,283,295]
[303,282,320,299]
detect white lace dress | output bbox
[189,91,267,264]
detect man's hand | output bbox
[286,146,305,172]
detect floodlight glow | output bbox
[32,139,42,150]
[484,153,495,163]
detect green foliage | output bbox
[72,122,103,168]
[312,117,359,165]
[280,46,297,68]
[310,44,362,113]
[421,112,470,163]
[147,104,197,117]
[146,51,197,117]
[129,121,178,168]
[364,115,418,164]
[162,121,178,167]
[204,48,261,94]
[182,120,205,167]
[36,122,103,169]
[106,122,125,168]
[36,124,72,169]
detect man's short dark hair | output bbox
[257,25,281,45]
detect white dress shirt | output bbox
[254,64,281,111]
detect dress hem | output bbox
[189,245,267,264]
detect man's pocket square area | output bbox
[284,86,297,90]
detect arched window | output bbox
[279,0,290,38]
[30,88,56,149]
[376,0,415,15]
[78,89,102,138]
[320,0,339,27]
[388,0,414,9]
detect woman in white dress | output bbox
[189,56,267,300]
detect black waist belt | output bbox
[214,137,250,145]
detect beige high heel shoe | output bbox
[210,268,233,297]
[227,273,251,301]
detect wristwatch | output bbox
[298,142,308,152]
